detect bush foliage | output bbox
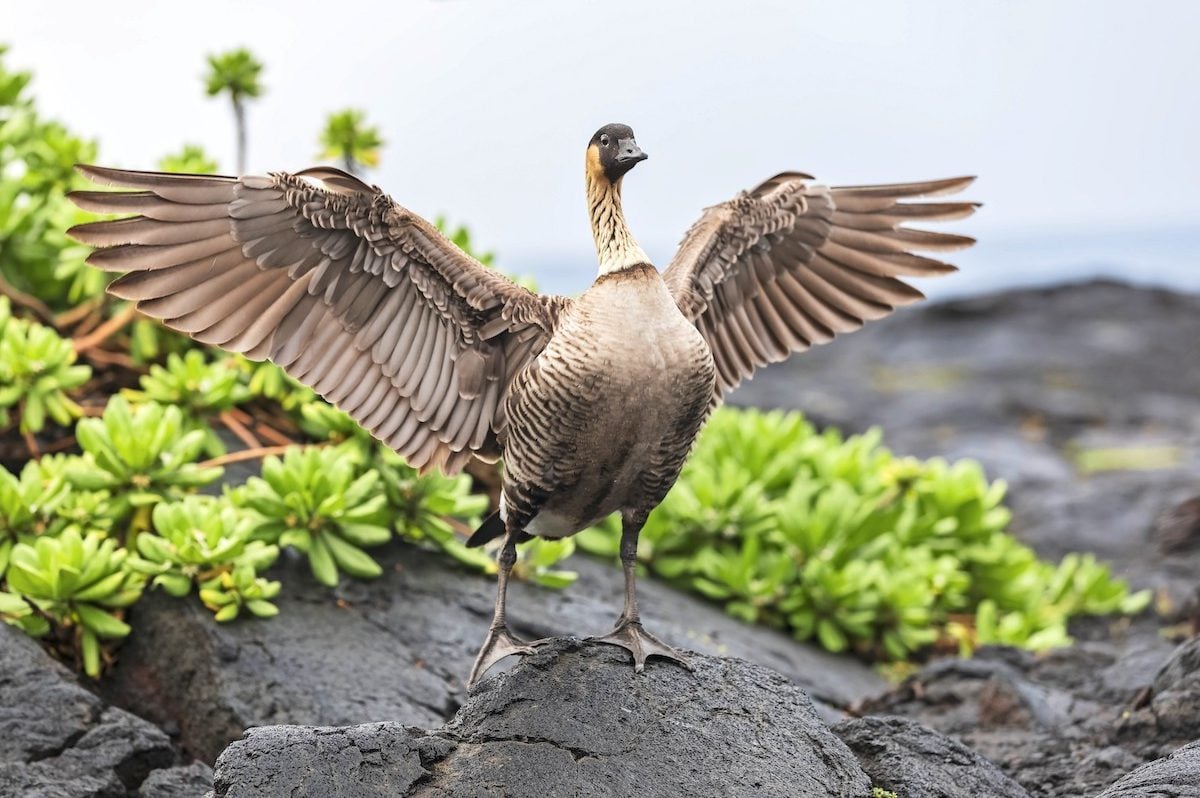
[0,298,91,434]
[578,410,1149,659]
[0,45,1149,680]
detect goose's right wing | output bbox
[69,165,568,474]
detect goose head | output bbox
[587,123,648,186]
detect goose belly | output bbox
[504,270,716,538]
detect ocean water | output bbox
[936,224,1200,299]
[517,225,1200,300]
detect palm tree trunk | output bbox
[233,97,246,174]
[342,153,356,175]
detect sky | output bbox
[6,0,1200,296]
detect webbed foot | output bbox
[468,625,547,687]
[589,618,693,673]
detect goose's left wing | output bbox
[663,173,977,404]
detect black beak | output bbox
[616,138,648,165]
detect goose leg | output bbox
[467,527,544,687]
[590,515,693,673]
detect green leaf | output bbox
[75,604,130,639]
[338,522,391,547]
[73,570,127,602]
[154,572,194,597]
[533,571,578,589]
[323,533,382,580]
[214,603,239,622]
[80,628,101,678]
[308,534,338,587]
[246,599,278,618]
[816,619,847,653]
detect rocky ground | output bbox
[0,622,209,797]
[2,280,1198,797]
[99,536,885,765]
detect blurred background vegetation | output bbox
[0,45,1148,679]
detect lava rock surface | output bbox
[0,623,201,798]
[1095,740,1200,797]
[833,715,1031,797]
[210,639,869,798]
[102,538,884,763]
[860,629,1200,797]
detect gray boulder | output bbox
[141,762,215,798]
[1095,740,1200,797]
[1152,638,1200,740]
[858,635,1186,797]
[211,638,873,798]
[0,623,177,797]
[833,715,1030,798]
[103,539,885,763]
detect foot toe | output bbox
[589,621,692,673]
[468,626,541,687]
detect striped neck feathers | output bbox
[586,170,650,276]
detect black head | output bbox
[587,123,647,183]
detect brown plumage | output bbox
[70,165,566,476]
[68,122,976,686]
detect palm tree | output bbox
[318,109,384,175]
[203,49,264,174]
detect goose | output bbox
[67,123,977,686]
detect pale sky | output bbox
[7,1,1199,295]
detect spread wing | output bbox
[663,174,977,403]
[69,166,568,474]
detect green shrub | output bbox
[5,529,144,676]
[68,397,223,521]
[126,350,250,455]
[578,407,1150,659]
[238,358,313,411]
[0,456,112,575]
[297,401,370,451]
[127,316,193,365]
[130,350,249,418]
[198,563,282,623]
[236,446,391,586]
[0,298,91,434]
[0,47,103,308]
[377,447,487,561]
[130,496,280,621]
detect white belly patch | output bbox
[499,495,579,540]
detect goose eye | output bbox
[600,135,610,147]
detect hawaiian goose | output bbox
[68,123,976,686]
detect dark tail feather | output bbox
[466,510,505,548]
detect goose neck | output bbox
[587,175,650,276]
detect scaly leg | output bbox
[467,527,544,687]
[590,515,692,673]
